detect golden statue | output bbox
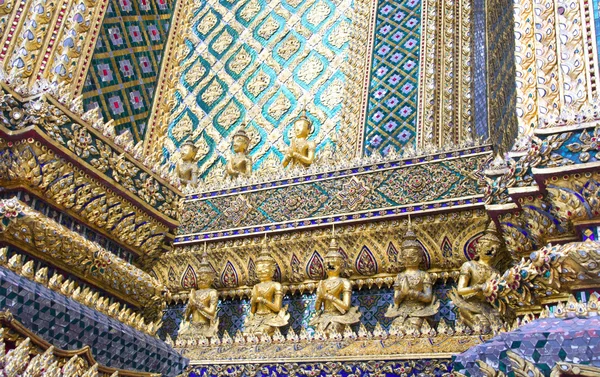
[178,247,219,339]
[226,127,252,179]
[244,237,289,336]
[282,111,316,168]
[449,221,504,331]
[309,235,361,334]
[385,223,439,330]
[176,139,200,187]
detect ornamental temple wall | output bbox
[0,0,600,376]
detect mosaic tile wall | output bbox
[190,359,453,377]
[594,0,600,67]
[164,0,365,179]
[363,0,421,156]
[82,0,176,142]
[2,244,135,311]
[0,191,137,264]
[486,0,518,152]
[159,284,457,340]
[454,317,600,376]
[0,266,188,377]
[472,0,488,140]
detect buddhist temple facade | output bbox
[0,0,598,375]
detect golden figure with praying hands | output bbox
[178,246,219,339]
[282,111,316,168]
[309,232,361,334]
[244,237,289,336]
[385,223,439,330]
[226,127,252,179]
[176,139,199,187]
[449,221,504,332]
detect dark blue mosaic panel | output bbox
[472,0,488,140]
[189,359,453,377]
[0,266,188,377]
[454,317,600,376]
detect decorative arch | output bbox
[387,241,399,263]
[247,258,257,285]
[274,263,282,283]
[417,240,431,270]
[441,236,453,258]
[355,245,378,276]
[464,232,484,261]
[221,261,239,288]
[168,266,176,283]
[306,251,325,280]
[181,265,197,289]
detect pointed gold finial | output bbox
[257,234,274,264]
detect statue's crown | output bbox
[480,221,501,245]
[182,138,196,148]
[325,236,344,260]
[198,247,214,275]
[256,235,275,264]
[295,109,314,133]
[401,221,421,250]
[233,127,250,142]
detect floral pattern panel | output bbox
[364,0,422,156]
[82,0,176,142]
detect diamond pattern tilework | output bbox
[0,266,188,377]
[166,0,358,179]
[82,0,175,142]
[454,317,600,376]
[364,0,421,156]
[593,0,600,71]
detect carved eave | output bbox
[483,122,600,257]
[0,82,183,258]
[0,198,163,308]
[159,210,489,294]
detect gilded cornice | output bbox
[178,329,487,364]
[0,136,172,258]
[159,210,489,295]
[0,83,182,252]
[0,82,182,223]
[177,147,491,242]
[188,359,453,377]
[0,197,164,308]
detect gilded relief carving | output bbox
[201,80,224,107]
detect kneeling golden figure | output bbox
[244,239,289,336]
[226,127,252,179]
[385,224,439,331]
[282,111,316,168]
[309,237,361,334]
[179,249,219,339]
[449,221,504,332]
